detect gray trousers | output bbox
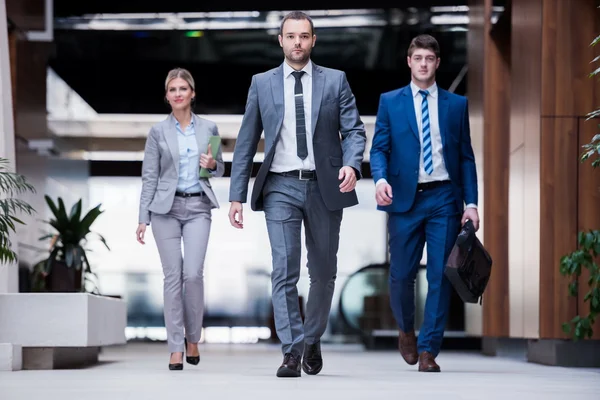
[151,196,212,353]
[263,174,343,358]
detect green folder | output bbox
[199,135,221,178]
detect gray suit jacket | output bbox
[138,114,225,224]
[229,62,366,211]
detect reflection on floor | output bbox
[2,343,599,400]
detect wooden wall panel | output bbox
[577,117,600,340]
[482,0,511,337]
[8,28,17,125]
[539,0,600,339]
[13,39,50,140]
[539,117,579,338]
[6,0,45,31]
[541,0,597,117]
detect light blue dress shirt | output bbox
[175,119,202,194]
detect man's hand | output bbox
[136,223,147,245]
[339,166,357,193]
[375,182,393,206]
[200,143,217,170]
[461,207,480,231]
[229,201,244,229]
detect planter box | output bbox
[528,339,600,367]
[0,293,126,369]
[0,343,22,371]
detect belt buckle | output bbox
[182,192,192,198]
[299,170,310,181]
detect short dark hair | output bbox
[407,34,440,58]
[279,11,314,36]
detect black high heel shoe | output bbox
[169,352,183,371]
[185,338,200,365]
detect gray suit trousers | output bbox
[151,196,212,353]
[263,174,342,358]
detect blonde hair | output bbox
[164,68,195,92]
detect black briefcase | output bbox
[444,220,493,304]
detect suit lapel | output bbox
[437,89,449,148]
[402,86,419,139]
[311,63,325,134]
[270,65,284,138]
[165,114,180,174]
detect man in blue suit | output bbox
[370,34,479,372]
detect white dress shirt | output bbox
[270,59,316,173]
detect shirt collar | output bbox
[174,115,194,128]
[410,81,438,98]
[283,59,313,78]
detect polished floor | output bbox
[1,343,599,400]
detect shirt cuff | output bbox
[375,178,388,187]
[465,203,478,209]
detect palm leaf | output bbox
[0,171,35,197]
[10,216,25,225]
[69,199,82,224]
[56,198,68,224]
[44,247,60,273]
[96,233,110,251]
[81,248,92,273]
[587,110,600,120]
[44,195,59,219]
[0,215,16,233]
[0,245,17,264]
[78,205,103,238]
[65,244,74,268]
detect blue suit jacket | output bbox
[370,85,478,213]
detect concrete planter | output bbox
[0,293,127,370]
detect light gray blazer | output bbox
[229,62,366,212]
[138,114,225,225]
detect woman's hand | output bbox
[136,223,147,244]
[200,143,217,170]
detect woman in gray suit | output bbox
[136,68,224,370]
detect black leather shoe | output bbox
[169,363,183,371]
[186,355,200,365]
[276,353,301,378]
[302,342,323,375]
[185,338,200,365]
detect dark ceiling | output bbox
[48,1,497,115]
[54,1,478,16]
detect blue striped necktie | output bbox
[419,89,433,175]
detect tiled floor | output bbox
[1,343,598,400]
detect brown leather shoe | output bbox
[398,330,418,365]
[418,351,441,372]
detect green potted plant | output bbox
[559,31,600,340]
[33,196,109,293]
[0,157,36,264]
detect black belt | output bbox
[175,191,204,198]
[273,170,317,180]
[417,180,450,192]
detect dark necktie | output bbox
[291,71,308,160]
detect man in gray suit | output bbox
[228,11,366,378]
